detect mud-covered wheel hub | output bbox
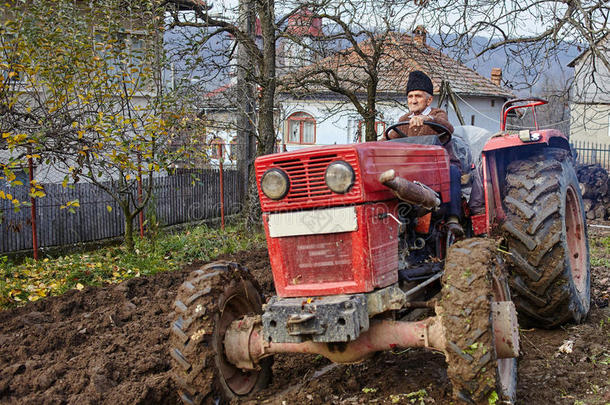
[439,238,518,404]
[491,265,518,400]
[169,262,272,404]
[214,288,263,396]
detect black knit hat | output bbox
[406,70,433,95]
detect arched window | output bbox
[286,112,316,144]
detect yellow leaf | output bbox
[106,205,112,212]
[76,283,84,291]
[0,190,5,199]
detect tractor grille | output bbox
[277,232,354,286]
[259,152,361,208]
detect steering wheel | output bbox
[384,120,452,145]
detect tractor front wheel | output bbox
[169,262,272,404]
[439,238,518,404]
[502,149,590,328]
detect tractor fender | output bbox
[482,128,571,155]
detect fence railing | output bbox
[0,169,242,254]
[571,140,610,169]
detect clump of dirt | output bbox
[1,236,609,405]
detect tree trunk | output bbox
[245,0,276,229]
[124,210,135,252]
[364,78,378,142]
[236,0,256,205]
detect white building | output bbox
[568,34,610,144]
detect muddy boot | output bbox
[446,216,464,239]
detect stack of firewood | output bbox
[576,163,609,220]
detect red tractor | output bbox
[169,98,590,404]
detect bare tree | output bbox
[424,1,609,92]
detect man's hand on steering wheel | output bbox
[384,119,452,145]
[409,115,428,127]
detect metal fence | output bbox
[571,140,610,169]
[0,169,242,254]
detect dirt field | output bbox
[1,231,609,404]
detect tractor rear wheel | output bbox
[502,149,590,328]
[439,238,518,404]
[169,262,272,405]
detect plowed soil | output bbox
[1,231,609,404]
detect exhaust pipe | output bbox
[379,169,440,211]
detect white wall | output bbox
[279,95,507,151]
[570,103,610,144]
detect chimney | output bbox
[491,68,502,86]
[413,25,427,47]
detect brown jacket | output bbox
[388,108,461,171]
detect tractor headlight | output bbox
[325,161,355,194]
[261,168,290,200]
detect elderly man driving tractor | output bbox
[387,70,464,237]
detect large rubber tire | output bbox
[439,238,518,404]
[169,262,272,405]
[502,149,590,328]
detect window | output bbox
[356,121,386,142]
[209,137,225,160]
[491,99,495,107]
[94,31,146,89]
[229,137,238,160]
[471,115,476,125]
[286,112,316,144]
[1,169,28,188]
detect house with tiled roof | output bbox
[278,29,514,150]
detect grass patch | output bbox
[0,223,265,309]
[589,234,610,267]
